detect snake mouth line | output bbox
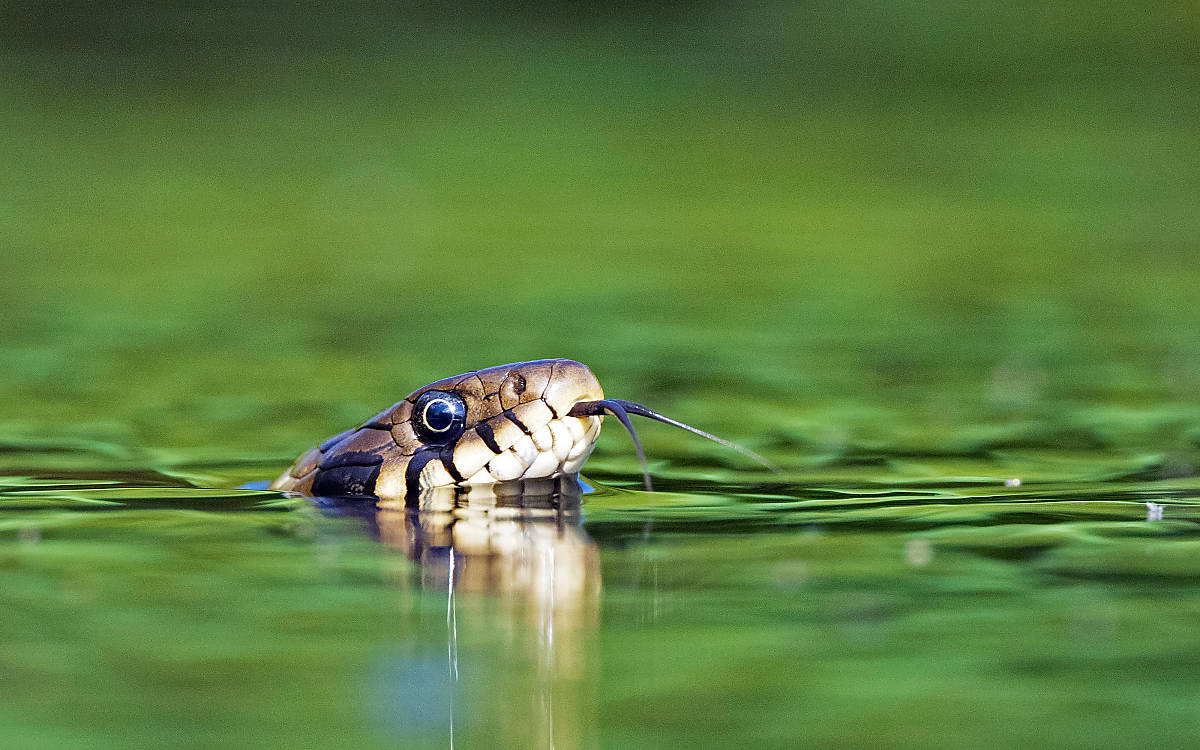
[567,398,778,491]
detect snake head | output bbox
[272,358,774,502]
[272,359,608,502]
[379,358,606,494]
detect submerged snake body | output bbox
[270,359,604,502]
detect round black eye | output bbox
[413,391,467,444]
[424,399,456,431]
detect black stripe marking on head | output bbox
[503,410,531,435]
[439,446,465,484]
[475,420,503,455]
[404,448,440,505]
[312,463,382,498]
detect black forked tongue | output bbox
[567,398,779,492]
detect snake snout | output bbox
[540,360,604,417]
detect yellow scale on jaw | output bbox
[270,358,775,503]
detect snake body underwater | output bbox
[271,358,771,502]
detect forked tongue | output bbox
[567,398,778,491]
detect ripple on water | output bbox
[2,443,1200,749]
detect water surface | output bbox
[3,443,1199,748]
[2,2,1199,747]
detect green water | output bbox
[2,2,1200,747]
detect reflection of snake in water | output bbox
[271,358,772,503]
[274,362,772,746]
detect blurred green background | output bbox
[2,2,1200,748]
[3,0,1198,464]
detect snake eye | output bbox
[413,391,467,444]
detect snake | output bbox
[270,358,772,503]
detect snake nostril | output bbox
[500,372,527,406]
